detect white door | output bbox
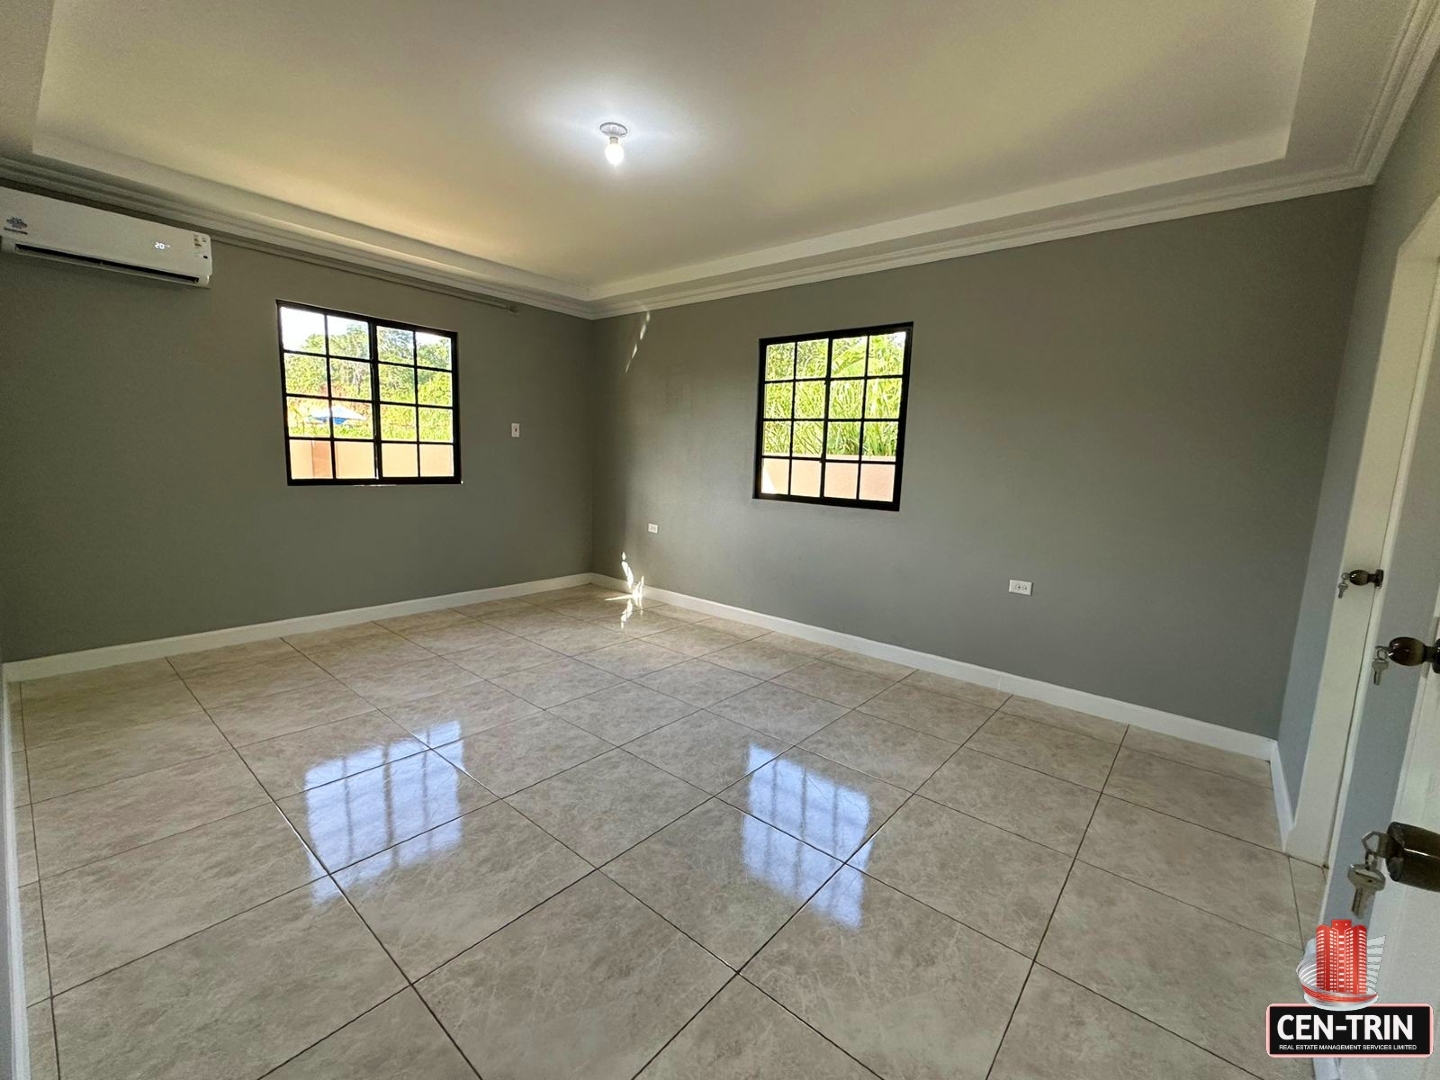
[1343,635,1440,1080]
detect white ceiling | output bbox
[1,0,1438,316]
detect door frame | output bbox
[1290,190,1440,866]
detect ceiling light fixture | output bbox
[600,122,627,166]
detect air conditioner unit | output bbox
[1,187,212,287]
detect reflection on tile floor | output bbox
[9,584,1307,1079]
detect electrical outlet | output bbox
[510,423,521,438]
[1009,579,1033,596]
[648,523,659,534]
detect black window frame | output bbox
[752,321,913,511]
[276,300,462,486]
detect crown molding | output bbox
[0,153,595,319]
[1352,0,1440,182]
[587,164,1370,317]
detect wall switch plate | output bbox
[510,423,520,438]
[648,523,658,534]
[1009,579,1033,596]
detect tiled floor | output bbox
[8,583,1320,1080]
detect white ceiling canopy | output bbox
[1,0,1437,316]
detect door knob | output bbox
[1385,636,1440,671]
[1384,821,1440,893]
[1338,568,1384,598]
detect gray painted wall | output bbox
[592,191,1369,737]
[0,241,594,660]
[1276,58,1440,796]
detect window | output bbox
[278,302,459,484]
[754,323,912,509]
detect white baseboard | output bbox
[1,573,593,683]
[1271,743,1296,848]
[598,574,1277,762]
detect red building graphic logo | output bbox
[1297,919,1383,1011]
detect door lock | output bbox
[1349,821,1440,917]
[1373,636,1440,684]
[1339,568,1384,598]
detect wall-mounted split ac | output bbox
[1,187,212,287]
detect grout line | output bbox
[736,978,888,1080]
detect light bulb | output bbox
[605,136,625,165]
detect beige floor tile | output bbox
[856,797,1071,955]
[773,660,895,707]
[418,873,729,1080]
[639,659,760,707]
[43,804,323,992]
[579,639,685,678]
[278,751,494,872]
[821,648,916,680]
[549,682,698,744]
[381,679,541,747]
[918,748,1098,855]
[692,616,768,641]
[1038,863,1307,1080]
[481,609,587,638]
[237,712,426,798]
[267,990,479,1080]
[14,750,30,806]
[1079,796,1297,944]
[34,750,267,875]
[183,653,335,709]
[748,631,835,658]
[27,714,230,803]
[644,624,743,657]
[1290,858,1327,941]
[16,804,37,885]
[638,978,869,1080]
[308,637,443,684]
[748,866,1031,1080]
[205,679,372,746]
[709,682,848,742]
[507,749,708,864]
[706,639,811,679]
[53,879,405,1080]
[966,713,1118,790]
[990,966,1250,1080]
[897,669,1009,709]
[447,636,563,679]
[491,657,622,707]
[1002,695,1127,743]
[20,659,177,705]
[640,978,867,1079]
[376,607,473,634]
[396,619,513,655]
[800,711,956,790]
[450,596,537,618]
[339,657,481,709]
[28,999,57,1080]
[1105,749,1281,849]
[643,602,712,624]
[720,749,909,860]
[582,608,684,637]
[23,680,206,748]
[550,596,631,621]
[625,712,789,793]
[165,639,300,679]
[606,800,839,967]
[857,683,993,743]
[526,620,629,657]
[336,802,589,979]
[22,881,47,1004]
[527,585,620,607]
[435,714,611,796]
[1122,726,1272,786]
